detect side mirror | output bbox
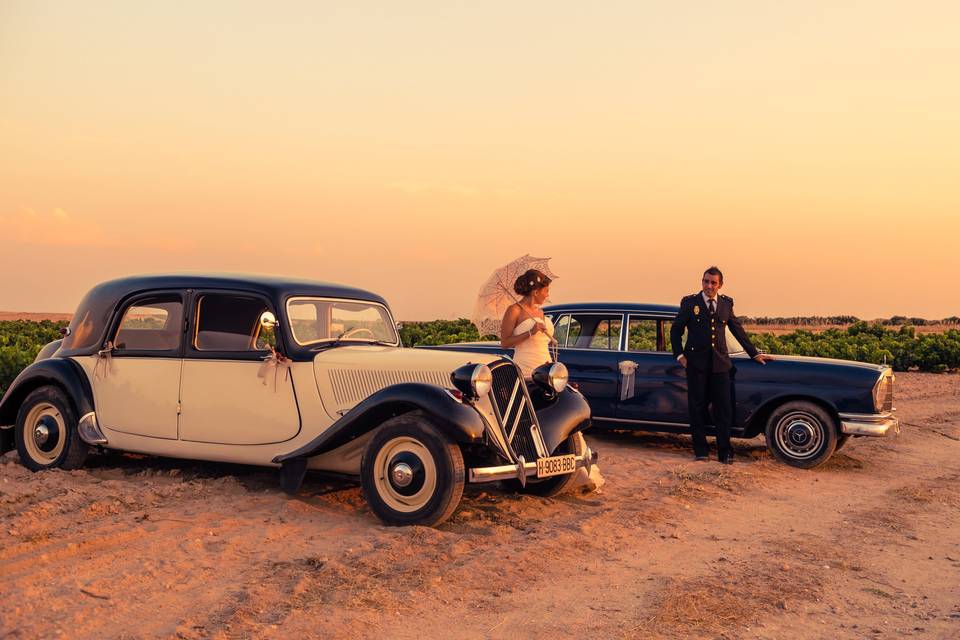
[260,311,278,329]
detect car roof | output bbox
[86,273,388,307]
[544,302,679,315]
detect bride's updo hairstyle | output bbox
[514,269,552,296]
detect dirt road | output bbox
[2,373,958,639]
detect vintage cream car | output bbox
[0,275,595,526]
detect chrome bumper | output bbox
[839,412,900,437]
[467,447,599,484]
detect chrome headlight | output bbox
[451,363,492,399]
[533,362,569,393]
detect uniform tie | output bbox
[708,299,716,314]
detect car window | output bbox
[563,314,622,350]
[194,294,272,351]
[627,318,659,352]
[589,319,622,350]
[286,298,398,346]
[113,297,183,352]
[553,315,570,347]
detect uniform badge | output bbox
[693,305,700,316]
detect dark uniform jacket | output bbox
[670,293,759,373]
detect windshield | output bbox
[286,297,399,346]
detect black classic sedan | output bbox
[424,302,899,468]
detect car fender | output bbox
[0,357,95,452]
[742,391,842,438]
[272,382,487,494]
[536,388,592,454]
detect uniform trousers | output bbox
[685,364,733,461]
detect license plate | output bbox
[536,454,576,478]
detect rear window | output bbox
[113,297,183,352]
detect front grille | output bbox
[490,362,540,461]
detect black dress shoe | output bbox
[695,455,708,462]
[720,457,734,465]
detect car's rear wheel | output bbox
[503,432,586,497]
[15,386,88,471]
[764,400,838,469]
[361,413,464,527]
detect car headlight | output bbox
[533,362,569,393]
[451,363,492,399]
[873,371,893,413]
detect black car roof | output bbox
[56,273,390,358]
[544,302,679,315]
[84,273,388,307]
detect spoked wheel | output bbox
[503,432,586,497]
[361,413,464,526]
[764,400,838,469]
[15,386,87,471]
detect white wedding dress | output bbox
[511,315,554,378]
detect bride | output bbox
[499,269,555,378]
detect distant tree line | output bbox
[749,323,960,373]
[741,315,960,326]
[398,318,494,347]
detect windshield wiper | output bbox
[313,333,397,350]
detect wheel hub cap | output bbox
[787,421,813,446]
[34,423,50,446]
[391,462,414,487]
[33,416,61,452]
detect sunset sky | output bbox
[2,1,957,320]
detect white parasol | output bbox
[470,254,558,338]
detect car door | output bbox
[90,292,184,439]
[552,312,624,420]
[177,291,301,445]
[614,315,689,427]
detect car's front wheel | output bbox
[764,400,838,469]
[15,385,88,471]
[361,413,465,526]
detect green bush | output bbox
[0,320,68,396]
[398,318,494,347]
[748,322,960,372]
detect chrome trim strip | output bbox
[467,449,598,483]
[508,397,525,440]
[840,418,899,437]
[501,378,521,437]
[595,417,691,428]
[838,412,896,421]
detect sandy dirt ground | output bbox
[1,373,958,639]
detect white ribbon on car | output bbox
[618,360,638,401]
[93,342,115,379]
[258,347,292,392]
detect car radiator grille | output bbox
[489,362,541,461]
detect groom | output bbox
[670,267,772,463]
